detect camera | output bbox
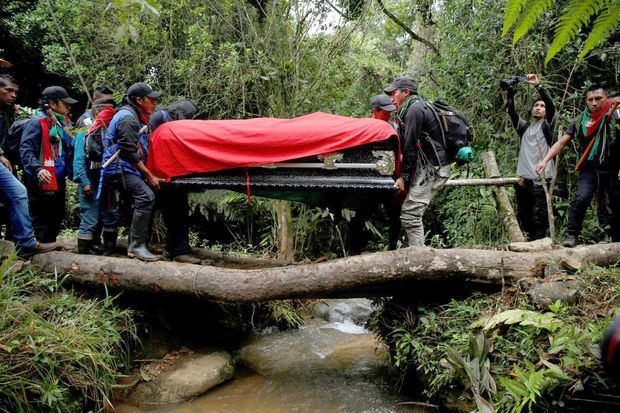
[500,75,527,91]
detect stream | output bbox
[117,299,433,413]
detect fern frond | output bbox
[577,0,620,60]
[512,0,554,44]
[502,0,529,36]
[545,0,606,63]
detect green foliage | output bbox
[581,0,620,59]
[267,300,304,328]
[370,266,619,411]
[502,0,619,63]
[0,255,136,412]
[502,0,527,36]
[546,0,606,63]
[512,0,553,45]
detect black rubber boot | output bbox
[127,211,159,262]
[90,240,105,255]
[77,238,92,254]
[102,230,118,255]
[562,234,577,248]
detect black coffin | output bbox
[170,139,398,194]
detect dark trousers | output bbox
[610,173,620,242]
[515,179,549,240]
[110,173,155,214]
[566,166,613,236]
[158,185,191,255]
[23,173,66,243]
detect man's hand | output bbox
[146,173,161,190]
[394,177,406,193]
[0,155,12,172]
[83,184,94,197]
[37,169,52,185]
[535,160,547,176]
[526,74,540,86]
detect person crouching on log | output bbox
[100,82,163,261]
[73,97,119,255]
[536,84,620,248]
[149,98,201,264]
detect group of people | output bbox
[0,71,618,261]
[0,74,200,262]
[369,75,619,247]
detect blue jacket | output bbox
[101,105,149,178]
[72,131,90,186]
[20,111,73,179]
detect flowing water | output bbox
[117,300,434,413]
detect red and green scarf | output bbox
[575,101,614,170]
[37,113,68,191]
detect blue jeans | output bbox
[0,164,36,248]
[78,184,119,239]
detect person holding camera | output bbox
[537,84,620,247]
[505,73,556,240]
[20,86,76,243]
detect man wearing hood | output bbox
[20,86,77,243]
[149,98,200,264]
[537,84,620,247]
[101,82,163,261]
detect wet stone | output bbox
[127,351,234,407]
[530,280,579,308]
[0,239,16,258]
[311,298,374,325]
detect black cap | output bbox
[127,82,162,99]
[370,94,396,111]
[41,86,78,104]
[383,76,417,94]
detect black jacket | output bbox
[507,85,556,146]
[398,97,449,185]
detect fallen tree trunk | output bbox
[482,151,525,242]
[444,177,523,187]
[56,238,294,268]
[30,243,620,302]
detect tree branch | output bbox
[376,0,439,55]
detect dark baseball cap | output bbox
[383,76,417,94]
[41,86,78,104]
[370,94,396,111]
[127,82,162,99]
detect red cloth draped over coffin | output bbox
[146,112,398,180]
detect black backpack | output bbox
[84,126,106,165]
[422,98,474,163]
[4,118,29,167]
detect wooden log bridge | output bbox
[31,243,620,302]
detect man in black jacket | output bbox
[506,74,556,240]
[385,76,450,247]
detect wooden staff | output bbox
[101,125,148,169]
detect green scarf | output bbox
[396,95,419,126]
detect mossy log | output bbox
[30,243,620,302]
